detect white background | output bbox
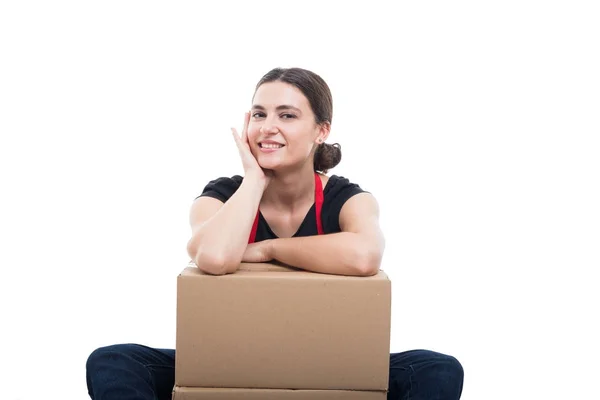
[1,1,598,399]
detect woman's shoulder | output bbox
[323,174,368,198]
[321,174,371,233]
[194,175,244,202]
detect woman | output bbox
[86,67,464,399]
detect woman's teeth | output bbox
[261,143,284,149]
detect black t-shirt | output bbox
[196,175,367,242]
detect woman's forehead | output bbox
[253,81,309,110]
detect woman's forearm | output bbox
[192,175,265,274]
[270,233,382,276]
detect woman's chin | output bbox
[258,160,281,170]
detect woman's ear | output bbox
[316,122,331,144]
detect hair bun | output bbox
[314,142,342,174]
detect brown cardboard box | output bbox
[172,385,387,399]
[175,262,391,391]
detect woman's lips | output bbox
[259,143,285,153]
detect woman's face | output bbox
[247,81,326,171]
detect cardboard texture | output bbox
[172,386,387,399]
[176,262,391,391]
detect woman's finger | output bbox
[232,127,251,158]
[231,127,242,148]
[241,112,250,142]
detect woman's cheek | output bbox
[246,129,260,157]
[247,126,259,142]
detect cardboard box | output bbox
[172,386,387,399]
[176,262,391,391]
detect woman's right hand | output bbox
[231,112,272,188]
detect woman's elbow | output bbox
[193,252,230,275]
[187,238,231,275]
[193,245,241,275]
[354,249,382,277]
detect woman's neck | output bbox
[261,166,317,212]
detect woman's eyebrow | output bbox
[251,104,302,113]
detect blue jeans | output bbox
[86,344,463,400]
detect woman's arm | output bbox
[267,193,386,276]
[188,113,273,275]
[187,174,267,275]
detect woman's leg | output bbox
[86,343,176,400]
[387,349,464,400]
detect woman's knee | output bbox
[86,344,138,372]
[420,352,464,397]
[421,351,463,382]
[403,350,464,398]
[439,354,464,383]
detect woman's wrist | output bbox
[243,171,269,191]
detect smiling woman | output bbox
[249,69,341,174]
[85,67,464,400]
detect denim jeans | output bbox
[86,344,463,400]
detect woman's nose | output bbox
[260,121,279,134]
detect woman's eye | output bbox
[281,113,296,119]
[252,112,265,118]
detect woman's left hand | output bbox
[242,240,275,263]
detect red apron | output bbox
[248,172,324,243]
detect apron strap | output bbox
[248,172,324,243]
[314,172,324,235]
[248,211,260,244]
